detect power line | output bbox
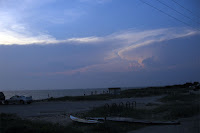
[156,0,200,25]
[171,0,200,19]
[139,0,200,31]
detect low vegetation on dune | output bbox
[159,93,200,103]
[0,113,144,133]
[66,120,145,133]
[120,82,199,98]
[0,113,82,133]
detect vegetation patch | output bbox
[159,93,200,103]
[67,121,145,133]
[0,113,82,133]
[0,113,145,133]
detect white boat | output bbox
[70,115,101,124]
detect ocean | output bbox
[1,88,110,100]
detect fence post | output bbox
[132,101,136,108]
[126,101,131,109]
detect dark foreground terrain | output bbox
[0,83,200,133]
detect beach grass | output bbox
[0,113,82,133]
[159,93,200,103]
[67,121,145,133]
[0,113,144,133]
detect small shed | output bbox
[108,88,121,95]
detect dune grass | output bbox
[0,113,145,133]
[0,113,82,133]
[67,121,145,133]
[159,93,200,103]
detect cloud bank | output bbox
[0,22,198,72]
[20,27,196,76]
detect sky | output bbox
[0,0,200,90]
